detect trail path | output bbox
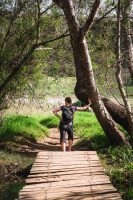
[18,128,122,200]
[14,128,80,153]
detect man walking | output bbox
[53,97,90,151]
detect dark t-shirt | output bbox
[60,105,77,125]
[60,105,77,113]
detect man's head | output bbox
[65,97,72,106]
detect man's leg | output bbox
[68,139,73,151]
[61,142,66,152]
[60,129,66,152]
[67,126,73,151]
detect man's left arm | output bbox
[76,98,92,111]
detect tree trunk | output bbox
[116,0,133,143]
[53,0,129,145]
[102,97,128,131]
[121,0,133,81]
[73,38,128,145]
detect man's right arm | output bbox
[53,107,62,120]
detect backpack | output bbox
[62,106,73,124]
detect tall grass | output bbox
[0,115,48,142]
[74,112,108,147]
[40,115,59,128]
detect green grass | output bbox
[40,115,59,128]
[74,112,108,147]
[0,115,48,142]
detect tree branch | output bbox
[0,31,70,93]
[82,0,100,35]
[96,5,117,23]
[37,30,70,46]
[40,3,55,15]
[0,45,37,94]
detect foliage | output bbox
[99,145,133,200]
[0,0,38,110]
[0,0,67,111]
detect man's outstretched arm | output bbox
[76,98,92,111]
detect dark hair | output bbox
[65,97,72,104]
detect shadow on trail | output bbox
[0,128,93,156]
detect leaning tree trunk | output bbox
[102,97,128,131]
[53,0,129,145]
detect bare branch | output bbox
[82,0,100,35]
[40,3,55,15]
[96,5,117,23]
[38,30,70,46]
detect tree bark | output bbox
[53,0,129,145]
[102,97,128,131]
[116,0,133,142]
[121,0,133,81]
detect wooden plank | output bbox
[20,180,111,191]
[21,183,116,193]
[30,166,103,173]
[26,174,110,184]
[27,171,105,178]
[19,192,122,200]
[20,191,119,198]
[34,160,99,164]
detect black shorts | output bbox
[59,123,73,144]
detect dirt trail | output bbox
[43,128,80,151]
[32,128,80,152]
[1,128,80,154]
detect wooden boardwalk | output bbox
[19,151,122,200]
